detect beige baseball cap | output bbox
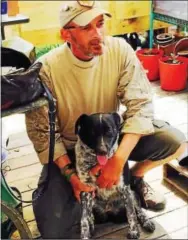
[59,1,112,28]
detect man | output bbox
[26,1,187,238]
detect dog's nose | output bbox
[96,147,107,155]
[96,138,108,155]
[98,150,107,155]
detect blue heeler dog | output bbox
[75,113,155,239]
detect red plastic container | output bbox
[159,56,188,91]
[136,49,164,81]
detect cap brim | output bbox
[73,8,111,27]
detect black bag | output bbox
[1,62,44,110]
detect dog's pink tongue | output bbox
[97,155,108,166]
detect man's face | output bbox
[63,15,105,58]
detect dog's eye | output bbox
[106,130,113,136]
[90,130,96,136]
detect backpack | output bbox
[1,62,44,110]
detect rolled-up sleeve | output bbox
[117,43,155,135]
[25,58,67,165]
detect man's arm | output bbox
[97,39,154,188]
[55,154,72,169]
[114,133,142,163]
[55,154,95,202]
[26,59,95,201]
[25,58,67,165]
[117,40,155,136]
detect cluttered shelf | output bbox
[149,1,188,48]
[152,0,188,27]
[153,13,188,28]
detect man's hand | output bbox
[96,133,142,189]
[70,174,95,202]
[90,164,103,177]
[96,155,125,189]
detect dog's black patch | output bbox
[75,112,121,157]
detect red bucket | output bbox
[136,49,164,81]
[159,56,188,91]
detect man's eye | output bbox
[81,26,90,30]
[97,22,104,28]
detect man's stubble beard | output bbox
[75,41,105,57]
[69,32,105,57]
[87,43,105,57]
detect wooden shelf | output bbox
[163,160,188,199]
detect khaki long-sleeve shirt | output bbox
[25,36,154,165]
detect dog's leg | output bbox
[119,185,140,239]
[131,191,155,233]
[80,192,94,239]
[87,193,95,236]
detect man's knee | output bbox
[129,121,187,161]
[149,123,187,160]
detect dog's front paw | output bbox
[127,229,140,239]
[143,219,155,233]
[81,220,91,240]
[89,217,95,236]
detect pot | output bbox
[136,48,164,81]
[159,56,187,91]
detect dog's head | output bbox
[75,112,122,165]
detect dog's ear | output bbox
[112,112,123,129]
[75,114,89,135]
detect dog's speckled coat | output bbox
[75,113,155,239]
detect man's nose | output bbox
[91,27,103,39]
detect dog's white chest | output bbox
[96,176,125,200]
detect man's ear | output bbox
[60,28,71,42]
[75,114,89,135]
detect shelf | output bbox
[163,160,188,199]
[149,1,188,48]
[154,12,188,28]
